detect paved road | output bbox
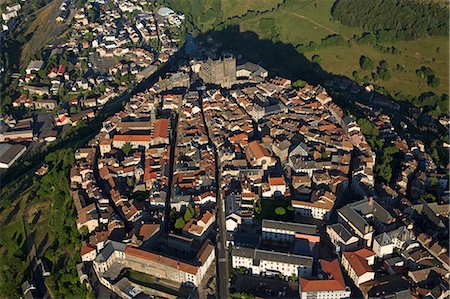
[198,91,229,299]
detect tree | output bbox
[175,217,185,229]
[427,75,440,87]
[331,0,448,40]
[359,55,374,70]
[312,54,321,63]
[275,207,286,216]
[122,142,132,156]
[379,60,389,69]
[79,226,89,241]
[421,193,436,202]
[184,208,193,222]
[254,200,262,214]
[292,79,306,88]
[377,67,391,81]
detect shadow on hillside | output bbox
[198,26,331,84]
[189,25,405,118]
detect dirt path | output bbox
[287,11,352,40]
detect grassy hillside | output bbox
[20,0,67,68]
[165,0,449,100]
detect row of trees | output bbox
[170,204,196,229]
[332,0,449,40]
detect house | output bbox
[23,85,49,96]
[359,275,412,299]
[262,219,318,243]
[151,118,170,145]
[25,60,44,74]
[34,99,57,110]
[292,191,336,220]
[338,197,395,247]
[372,233,394,258]
[262,176,287,198]
[182,211,215,241]
[341,248,375,287]
[113,133,152,149]
[232,246,313,278]
[245,140,276,170]
[326,223,360,253]
[299,259,351,299]
[0,143,27,168]
[194,191,216,205]
[80,243,97,262]
[94,239,215,287]
[99,139,113,156]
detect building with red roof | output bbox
[245,140,275,170]
[112,132,152,149]
[262,176,287,198]
[299,259,351,299]
[341,248,375,287]
[80,243,97,262]
[151,118,170,145]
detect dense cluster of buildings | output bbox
[66,37,449,298]
[1,0,184,171]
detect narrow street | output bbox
[198,90,230,299]
[163,94,182,233]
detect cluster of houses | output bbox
[66,43,450,298]
[171,91,216,209]
[200,70,375,226]
[1,3,21,31]
[71,84,219,297]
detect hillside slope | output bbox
[165,0,449,103]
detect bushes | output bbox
[359,55,374,70]
[293,79,306,89]
[320,34,346,47]
[275,207,286,216]
[312,54,321,63]
[377,67,390,81]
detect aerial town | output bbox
[0,0,449,298]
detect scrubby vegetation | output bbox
[332,0,449,40]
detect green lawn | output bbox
[256,198,294,222]
[125,269,156,285]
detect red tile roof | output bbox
[80,243,96,256]
[269,177,285,186]
[343,248,375,276]
[153,118,169,139]
[138,223,160,241]
[247,140,269,159]
[124,246,199,274]
[300,259,346,292]
[113,134,151,142]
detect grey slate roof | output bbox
[374,232,392,246]
[338,198,394,234]
[327,223,356,243]
[262,219,317,235]
[95,240,126,263]
[233,246,313,267]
